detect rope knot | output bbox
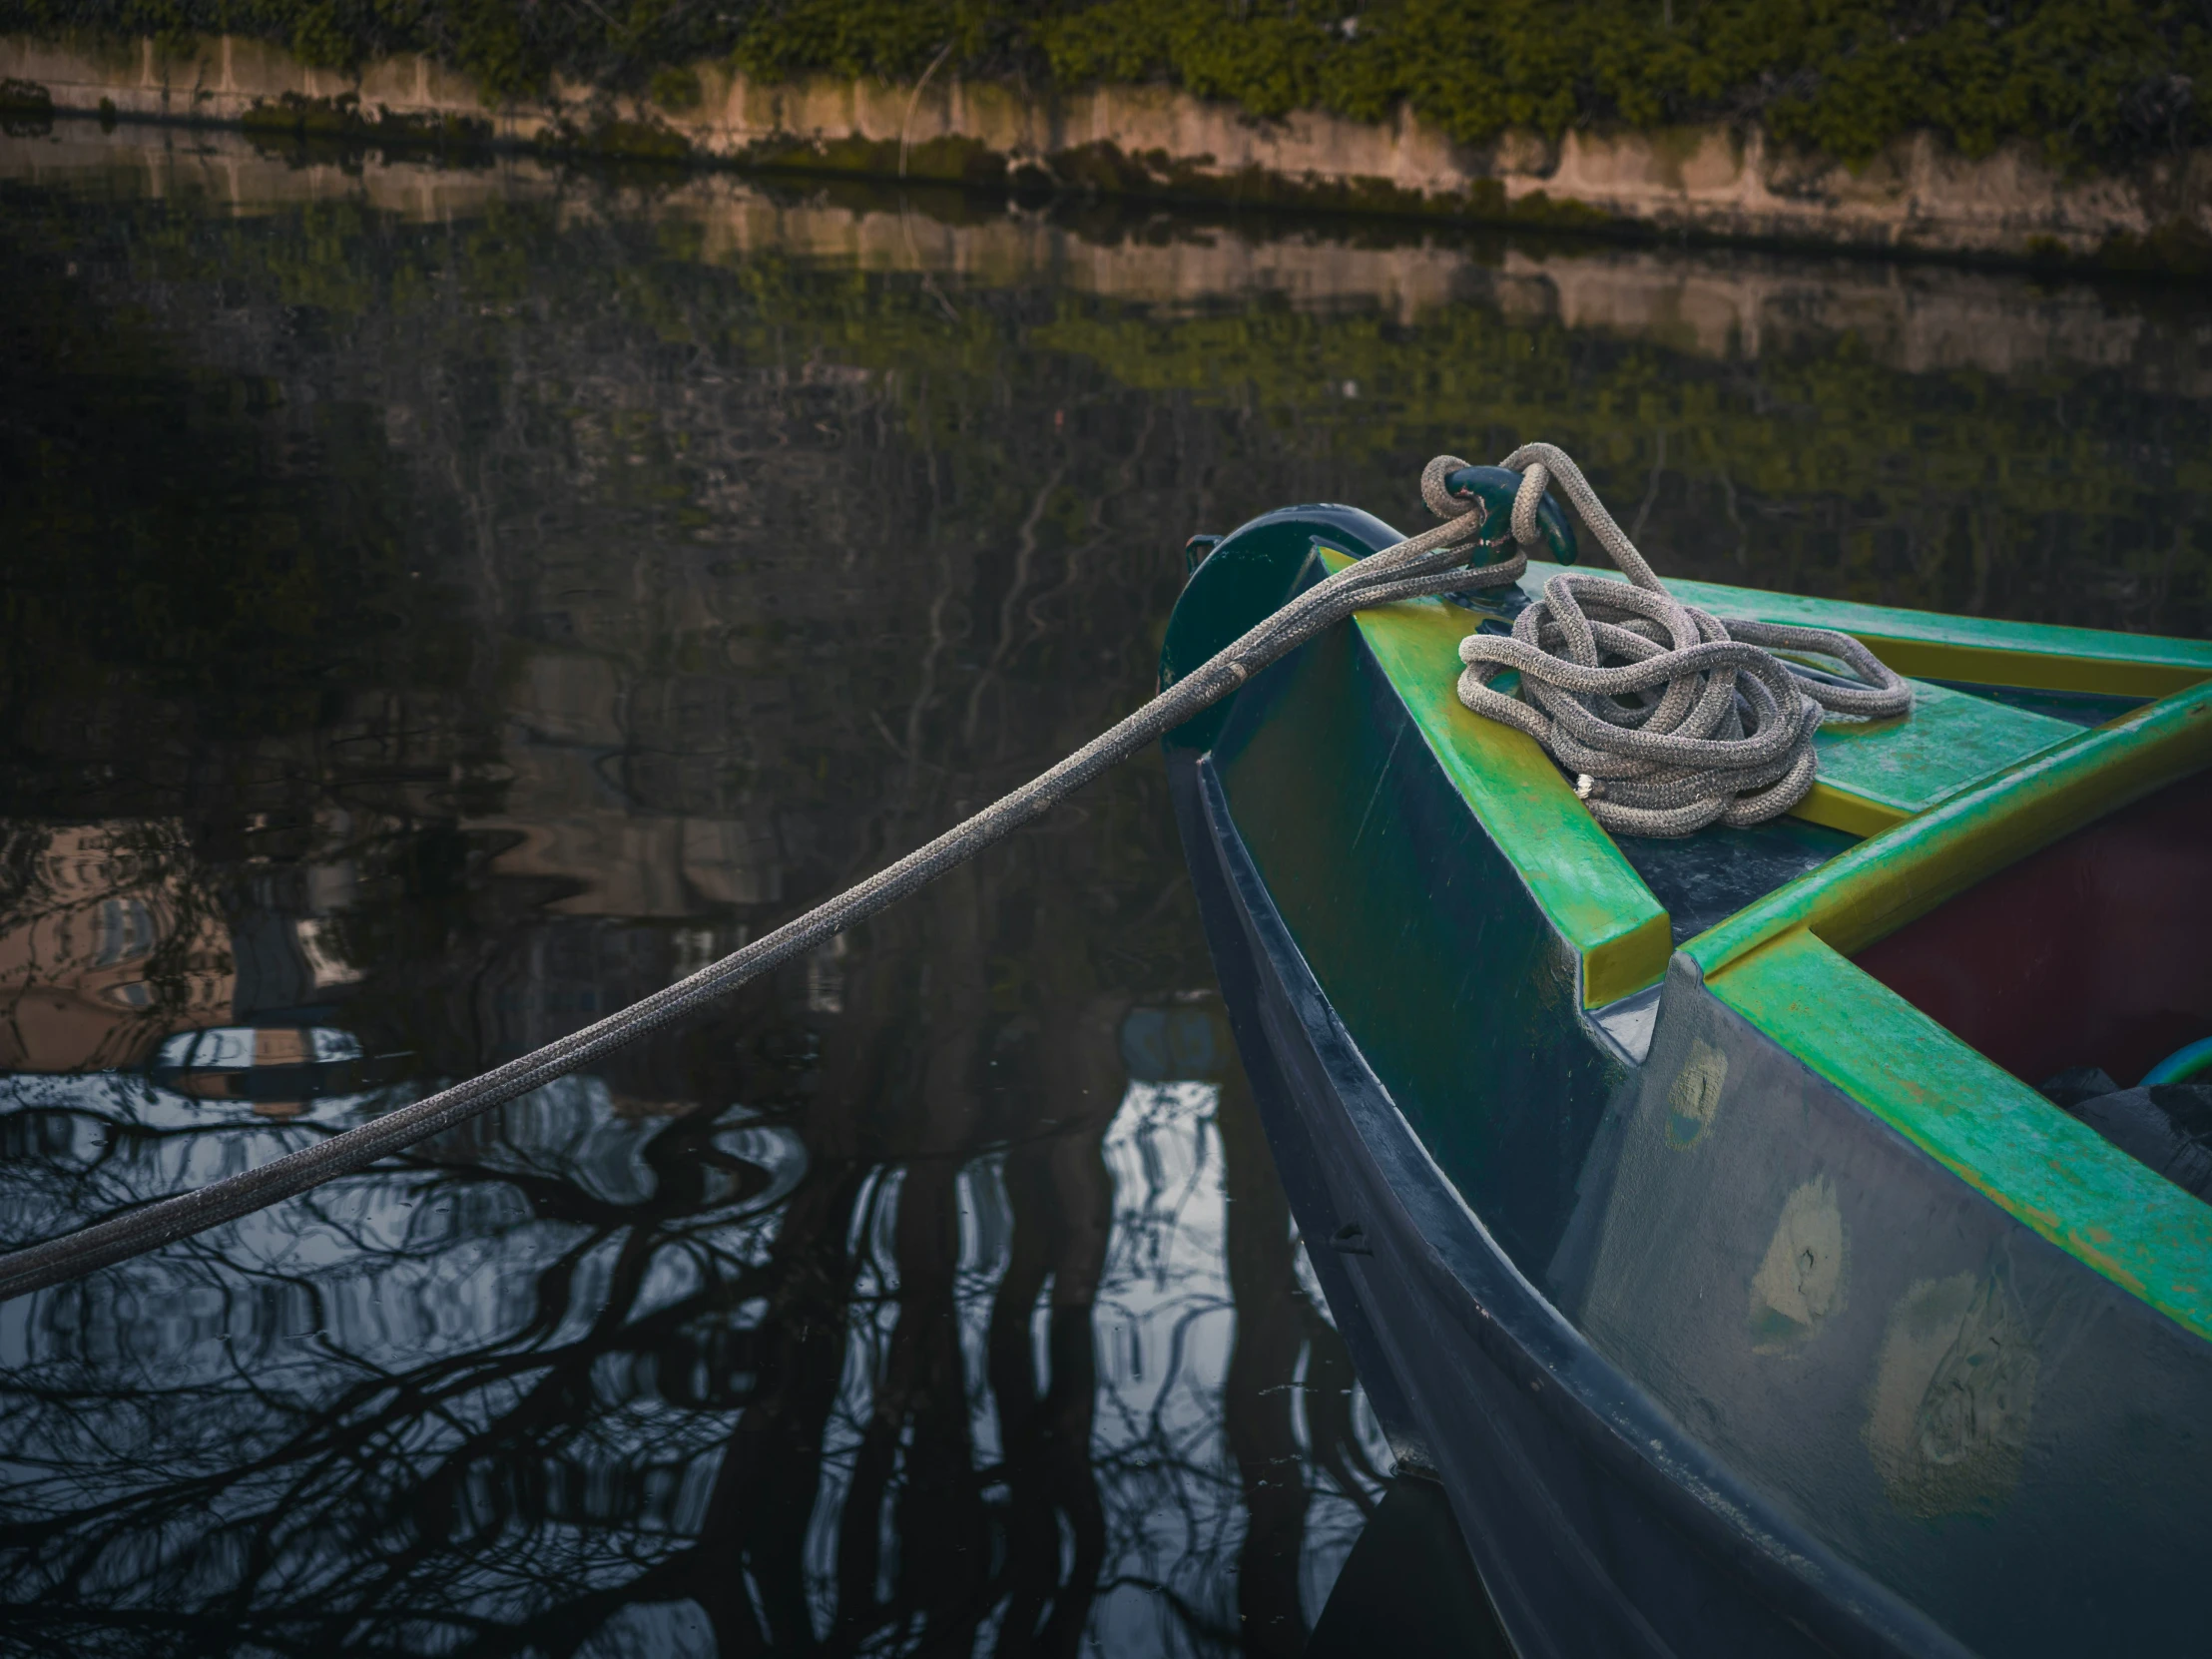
[1419,453,1486,529]
[1398,453,1526,591]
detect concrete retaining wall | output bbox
[6,32,2208,263]
[15,124,2198,395]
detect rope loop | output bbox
[1415,452,1532,589]
[1455,442,1914,836]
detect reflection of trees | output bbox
[0,176,1391,1654]
[0,998,1380,1654]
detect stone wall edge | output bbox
[4,32,2206,262]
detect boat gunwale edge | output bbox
[1682,684,2212,1339]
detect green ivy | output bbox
[2,0,2204,171]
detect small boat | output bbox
[1163,493,2212,1657]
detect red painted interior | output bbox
[1853,768,2212,1089]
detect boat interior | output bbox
[1313,546,2212,1325]
[1423,559,2212,1094]
[1853,769,2212,1099]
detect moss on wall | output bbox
[237,87,490,147]
[6,1,2205,177]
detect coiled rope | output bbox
[1460,443,1913,836]
[0,455,1519,1304]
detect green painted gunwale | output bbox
[1706,928,2212,1341]
[1331,550,2181,1005]
[1686,681,2212,976]
[1522,559,2212,700]
[1681,684,2212,1339]
[1330,551,1671,1006]
[1330,548,2212,1337]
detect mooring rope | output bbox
[0,445,1913,1302]
[1461,443,1913,835]
[0,455,1521,1304]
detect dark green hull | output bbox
[1164,506,2212,1656]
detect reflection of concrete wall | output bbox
[464,650,784,916]
[468,804,783,915]
[0,825,234,1071]
[6,31,2208,260]
[1489,250,2182,386]
[1,124,2194,389]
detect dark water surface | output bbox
[2,122,2209,1658]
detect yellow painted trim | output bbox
[1688,681,2212,979]
[1584,908,1674,1007]
[1788,782,1910,838]
[1523,561,2212,699]
[1852,638,2207,701]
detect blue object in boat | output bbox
[2145,1034,2212,1085]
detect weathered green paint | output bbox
[1329,552,1673,1004]
[1328,551,2083,999]
[1688,680,2212,979]
[1332,545,2212,1325]
[1173,504,2212,1649]
[1810,677,2078,817]
[1928,681,2149,729]
[1789,782,1909,837]
[1210,594,1627,1275]
[1706,925,2212,1343]
[1524,560,2212,698]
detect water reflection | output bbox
[0,823,233,1071]
[3,1059,1355,1653]
[1,120,2207,1655]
